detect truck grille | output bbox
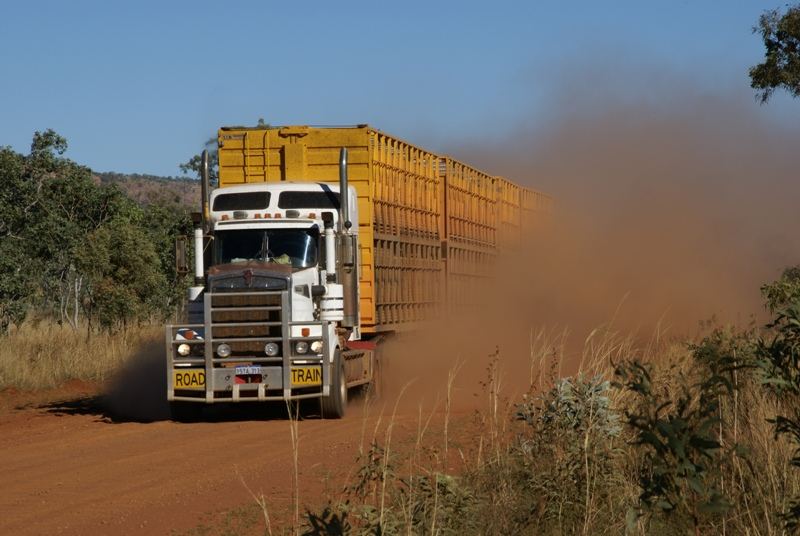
[209,291,284,358]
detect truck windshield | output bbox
[214,227,319,270]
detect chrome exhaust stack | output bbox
[200,150,211,234]
[338,148,351,232]
[337,148,359,331]
[189,150,211,299]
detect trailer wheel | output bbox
[169,402,204,422]
[321,349,347,419]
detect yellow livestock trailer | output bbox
[216,125,551,334]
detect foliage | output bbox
[0,130,191,333]
[304,374,626,535]
[757,283,800,529]
[286,309,800,535]
[614,324,760,533]
[77,218,168,329]
[304,506,350,536]
[514,374,623,532]
[750,4,800,102]
[0,148,33,331]
[304,439,477,536]
[179,135,219,185]
[761,265,800,313]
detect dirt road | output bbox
[0,391,421,535]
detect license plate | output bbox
[235,365,262,375]
[173,369,205,390]
[291,366,322,386]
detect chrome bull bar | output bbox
[166,290,332,403]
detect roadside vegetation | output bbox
[0,321,161,390]
[0,130,192,335]
[0,130,191,391]
[292,268,800,535]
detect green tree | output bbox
[142,197,193,316]
[76,217,170,330]
[17,131,134,327]
[179,135,219,184]
[0,146,34,330]
[750,4,800,102]
[0,129,191,333]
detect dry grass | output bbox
[0,320,161,390]
[303,324,800,535]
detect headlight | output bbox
[177,343,191,356]
[310,340,323,354]
[264,342,279,356]
[295,341,309,354]
[216,343,231,358]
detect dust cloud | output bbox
[380,72,800,410]
[458,80,800,335]
[105,338,170,422]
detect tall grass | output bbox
[303,324,800,535]
[0,320,160,390]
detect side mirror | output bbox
[175,236,189,275]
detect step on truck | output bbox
[167,125,551,419]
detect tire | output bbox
[320,349,347,419]
[169,401,204,422]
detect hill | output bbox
[94,172,200,207]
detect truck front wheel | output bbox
[320,350,347,419]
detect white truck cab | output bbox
[166,151,372,419]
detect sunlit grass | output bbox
[0,320,161,390]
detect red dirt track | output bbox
[0,391,421,535]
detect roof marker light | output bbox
[221,214,229,221]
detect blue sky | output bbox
[0,0,794,176]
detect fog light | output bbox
[310,340,323,354]
[216,343,231,358]
[264,342,279,356]
[177,343,191,356]
[295,341,309,354]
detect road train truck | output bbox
[166,125,550,419]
